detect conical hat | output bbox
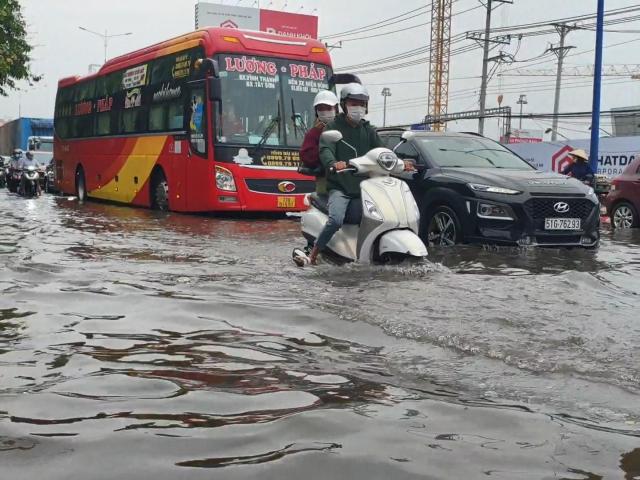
[569,149,589,161]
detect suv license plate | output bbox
[277,196,296,208]
[545,218,581,230]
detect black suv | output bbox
[378,129,600,248]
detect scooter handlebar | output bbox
[329,166,357,174]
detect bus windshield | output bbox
[216,55,332,148]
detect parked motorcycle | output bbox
[293,130,428,265]
[18,166,41,198]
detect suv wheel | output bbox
[612,202,638,229]
[424,205,462,247]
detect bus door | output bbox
[185,80,210,209]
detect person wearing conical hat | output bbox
[561,149,595,183]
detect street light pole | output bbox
[381,87,392,127]
[79,26,133,64]
[516,94,528,130]
[589,0,605,177]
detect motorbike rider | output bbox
[306,83,385,265]
[300,90,340,195]
[561,149,595,184]
[18,150,42,196]
[9,149,23,171]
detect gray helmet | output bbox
[12,148,22,158]
[340,83,370,103]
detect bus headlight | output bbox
[216,166,236,192]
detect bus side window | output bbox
[189,87,207,156]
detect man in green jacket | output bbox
[308,83,384,265]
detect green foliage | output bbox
[0,0,40,96]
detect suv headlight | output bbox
[477,202,514,220]
[468,183,521,195]
[216,166,236,192]
[377,152,398,171]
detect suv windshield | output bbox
[215,55,332,148]
[416,136,534,170]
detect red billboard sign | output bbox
[259,9,318,39]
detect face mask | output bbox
[317,111,336,124]
[347,106,366,123]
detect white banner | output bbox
[195,3,260,30]
[506,136,640,178]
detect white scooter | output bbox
[293,130,428,265]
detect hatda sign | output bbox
[505,136,640,178]
[195,2,318,39]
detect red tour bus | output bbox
[53,28,333,212]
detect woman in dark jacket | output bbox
[300,90,339,195]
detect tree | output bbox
[0,0,40,96]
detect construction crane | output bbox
[428,0,453,131]
[500,64,640,77]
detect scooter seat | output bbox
[309,193,362,225]
[309,193,329,214]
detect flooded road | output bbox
[1,190,639,479]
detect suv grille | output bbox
[524,198,595,220]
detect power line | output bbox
[320,4,430,40]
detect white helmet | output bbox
[340,83,370,103]
[313,90,339,108]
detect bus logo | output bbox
[278,181,296,193]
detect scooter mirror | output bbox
[401,131,416,141]
[321,130,343,143]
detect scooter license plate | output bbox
[277,196,296,208]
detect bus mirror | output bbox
[209,77,222,102]
[196,58,220,78]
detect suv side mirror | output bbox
[322,130,343,143]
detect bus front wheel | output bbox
[76,167,87,203]
[151,171,169,211]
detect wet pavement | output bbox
[1,190,639,480]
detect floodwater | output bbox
[1,190,639,480]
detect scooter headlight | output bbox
[362,190,384,221]
[377,152,398,171]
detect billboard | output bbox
[505,136,640,178]
[260,9,318,39]
[195,2,318,39]
[195,3,259,30]
[507,129,543,144]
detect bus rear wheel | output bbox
[76,167,87,203]
[151,171,169,211]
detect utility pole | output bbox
[547,24,576,141]
[476,0,513,136]
[516,94,527,130]
[381,87,392,127]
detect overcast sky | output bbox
[1,0,639,140]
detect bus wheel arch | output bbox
[150,167,170,211]
[75,165,87,202]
